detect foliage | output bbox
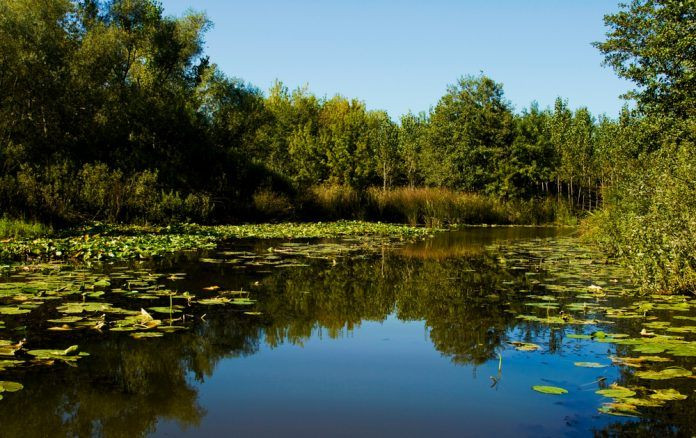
[0,220,433,262]
[586,0,696,294]
[0,0,631,226]
[594,0,696,119]
[0,217,52,239]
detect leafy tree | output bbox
[502,103,555,198]
[594,0,696,119]
[425,75,515,192]
[370,111,399,190]
[398,112,428,188]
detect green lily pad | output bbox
[532,385,568,395]
[574,362,607,368]
[147,306,182,314]
[130,332,164,339]
[650,388,688,401]
[598,402,639,417]
[635,367,692,380]
[509,341,541,352]
[0,381,23,392]
[0,306,31,315]
[197,297,231,305]
[596,385,636,398]
[27,345,88,361]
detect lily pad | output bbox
[574,362,607,368]
[509,341,541,352]
[0,381,23,392]
[650,388,688,401]
[596,385,636,398]
[532,385,568,395]
[130,332,164,339]
[635,367,692,380]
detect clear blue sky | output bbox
[162,0,631,118]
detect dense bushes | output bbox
[583,1,696,294]
[298,185,572,226]
[0,216,52,239]
[584,138,696,293]
[0,162,213,225]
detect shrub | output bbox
[252,189,294,220]
[0,216,52,239]
[307,184,362,220]
[583,142,696,293]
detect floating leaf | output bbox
[596,385,636,399]
[574,362,607,368]
[598,402,639,417]
[532,385,568,395]
[131,332,164,339]
[650,388,688,401]
[0,381,23,393]
[635,367,692,380]
[0,306,31,315]
[197,297,231,305]
[509,341,540,352]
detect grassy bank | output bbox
[292,186,578,226]
[0,221,435,263]
[0,217,52,239]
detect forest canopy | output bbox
[0,0,645,225]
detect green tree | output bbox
[398,112,428,188]
[425,75,515,192]
[594,0,696,119]
[369,111,399,190]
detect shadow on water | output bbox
[0,227,694,437]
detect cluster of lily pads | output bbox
[200,240,392,269]
[0,260,268,401]
[497,237,696,418]
[0,228,428,403]
[0,221,434,262]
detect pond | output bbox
[1,227,695,437]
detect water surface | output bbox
[1,227,695,437]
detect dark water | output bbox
[1,227,696,437]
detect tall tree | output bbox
[425,75,515,192]
[594,0,696,119]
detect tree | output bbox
[594,0,696,119]
[425,75,515,192]
[398,112,428,188]
[370,111,399,190]
[502,103,554,198]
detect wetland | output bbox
[1,225,696,437]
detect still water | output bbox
[1,227,695,437]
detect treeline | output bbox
[0,0,641,225]
[586,0,696,293]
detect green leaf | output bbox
[532,385,568,395]
[635,367,692,380]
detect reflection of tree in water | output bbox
[255,251,531,365]
[0,317,261,437]
[1,244,648,436]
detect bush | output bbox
[583,142,696,293]
[0,216,52,239]
[252,189,294,220]
[298,185,572,226]
[306,184,362,220]
[6,162,215,225]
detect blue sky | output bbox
[162,0,631,118]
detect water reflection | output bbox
[0,229,694,437]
